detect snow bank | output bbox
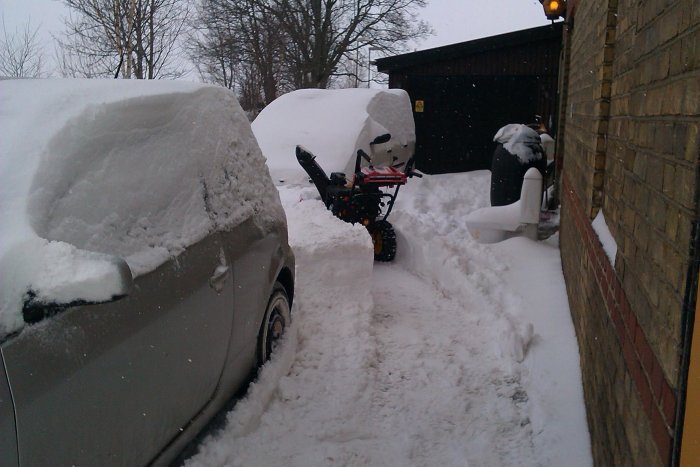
[495,235,591,466]
[252,88,415,185]
[0,79,283,336]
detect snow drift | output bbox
[252,88,416,185]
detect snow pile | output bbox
[252,88,415,185]
[0,79,283,336]
[592,210,617,265]
[187,170,591,466]
[494,124,543,163]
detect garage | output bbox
[375,23,563,174]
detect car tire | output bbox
[257,282,291,366]
[369,220,397,262]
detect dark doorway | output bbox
[411,75,540,174]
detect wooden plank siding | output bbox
[377,24,562,174]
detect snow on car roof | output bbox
[252,88,416,185]
[0,79,284,336]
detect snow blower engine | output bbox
[296,133,422,262]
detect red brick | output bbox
[605,285,615,311]
[595,241,605,265]
[605,260,614,283]
[622,299,637,333]
[598,264,606,285]
[629,356,647,399]
[595,254,603,277]
[650,360,664,400]
[619,293,631,314]
[638,372,654,418]
[616,283,626,310]
[635,328,653,373]
[623,332,636,365]
[661,383,677,426]
[651,405,672,465]
[611,304,625,335]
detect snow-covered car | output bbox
[0,79,294,466]
[252,88,416,185]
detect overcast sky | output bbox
[0,0,550,74]
[416,0,549,49]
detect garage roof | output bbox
[375,23,564,73]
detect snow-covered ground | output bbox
[0,80,590,465]
[186,171,592,466]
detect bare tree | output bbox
[57,0,191,79]
[189,0,286,107]
[263,0,431,89]
[187,4,242,89]
[0,18,43,78]
[190,0,431,103]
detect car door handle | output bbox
[209,265,230,293]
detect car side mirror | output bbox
[23,255,134,324]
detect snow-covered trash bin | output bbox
[490,124,546,207]
[252,88,416,187]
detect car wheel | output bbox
[369,220,397,262]
[257,282,291,366]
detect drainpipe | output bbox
[551,6,573,208]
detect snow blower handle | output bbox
[370,133,391,146]
[354,149,372,174]
[404,156,423,178]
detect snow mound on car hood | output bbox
[0,79,284,336]
[252,88,416,185]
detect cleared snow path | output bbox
[368,264,536,466]
[186,172,592,467]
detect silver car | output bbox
[0,79,294,466]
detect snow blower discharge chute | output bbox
[296,133,421,261]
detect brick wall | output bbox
[559,0,700,464]
[561,176,668,465]
[560,0,617,218]
[606,0,699,387]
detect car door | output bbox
[222,219,286,357]
[1,233,234,466]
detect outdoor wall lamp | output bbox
[539,0,566,20]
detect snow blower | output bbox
[296,133,422,261]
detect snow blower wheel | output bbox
[370,220,397,262]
